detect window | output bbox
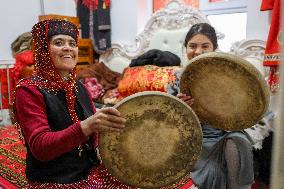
[151,0,248,52]
[208,12,247,52]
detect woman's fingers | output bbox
[181,95,193,101]
[81,107,127,136]
[95,120,122,132]
[105,114,126,125]
[176,93,185,98]
[100,107,122,116]
[92,107,126,132]
[186,99,194,106]
[95,115,125,128]
[96,110,126,125]
[177,93,191,99]
[177,93,194,106]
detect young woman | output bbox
[13,19,135,188]
[172,23,254,189]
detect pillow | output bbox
[117,65,181,98]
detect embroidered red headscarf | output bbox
[16,19,80,123]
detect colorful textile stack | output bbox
[0,126,26,189]
[83,77,104,100]
[117,65,180,98]
[77,62,122,104]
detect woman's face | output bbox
[50,34,78,77]
[186,34,214,60]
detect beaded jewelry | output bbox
[13,19,83,155]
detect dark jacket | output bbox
[25,81,100,184]
[130,49,181,67]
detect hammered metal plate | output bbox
[180,52,270,131]
[99,91,202,188]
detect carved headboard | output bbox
[100,0,224,73]
[230,39,268,78]
[100,0,267,80]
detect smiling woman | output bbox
[50,34,78,78]
[12,19,134,188]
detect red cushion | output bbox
[117,65,181,98]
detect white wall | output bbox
[0,0,270,64]
[110,0,138,46]
[111,0,152,46]
[0,0,40,62]
[246,0,270,40]
[137,0,153,34]
[43,0,76,16]
[0,0,76,64]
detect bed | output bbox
[99,0,225,73]
[229,38,268,78]
[100,1,267,76]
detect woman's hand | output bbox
[80,107,126,137]
[177,93,194,107]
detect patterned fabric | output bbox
[0,68,15,109]
[260,0,281,93]
[0,126,26,189]
[77,62,122,92]
[117,65,181,98]
[102,88,120,105]
[26,165,136,189]
[267,66,279,93]
[0,126,134,189]
[0,125,195,189]
[26,165,194,188]
[83,78,104,100]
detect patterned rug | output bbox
[0,125,270,189]
[0,125,26,189]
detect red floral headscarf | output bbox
[16,19,80,123]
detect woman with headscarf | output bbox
[13,19,135,188]
[169,23,254,189]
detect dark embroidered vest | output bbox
[25,81,100,184]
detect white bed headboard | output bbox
[100,0,224,73]
[230,39,268,78]
[101,0,266,77]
